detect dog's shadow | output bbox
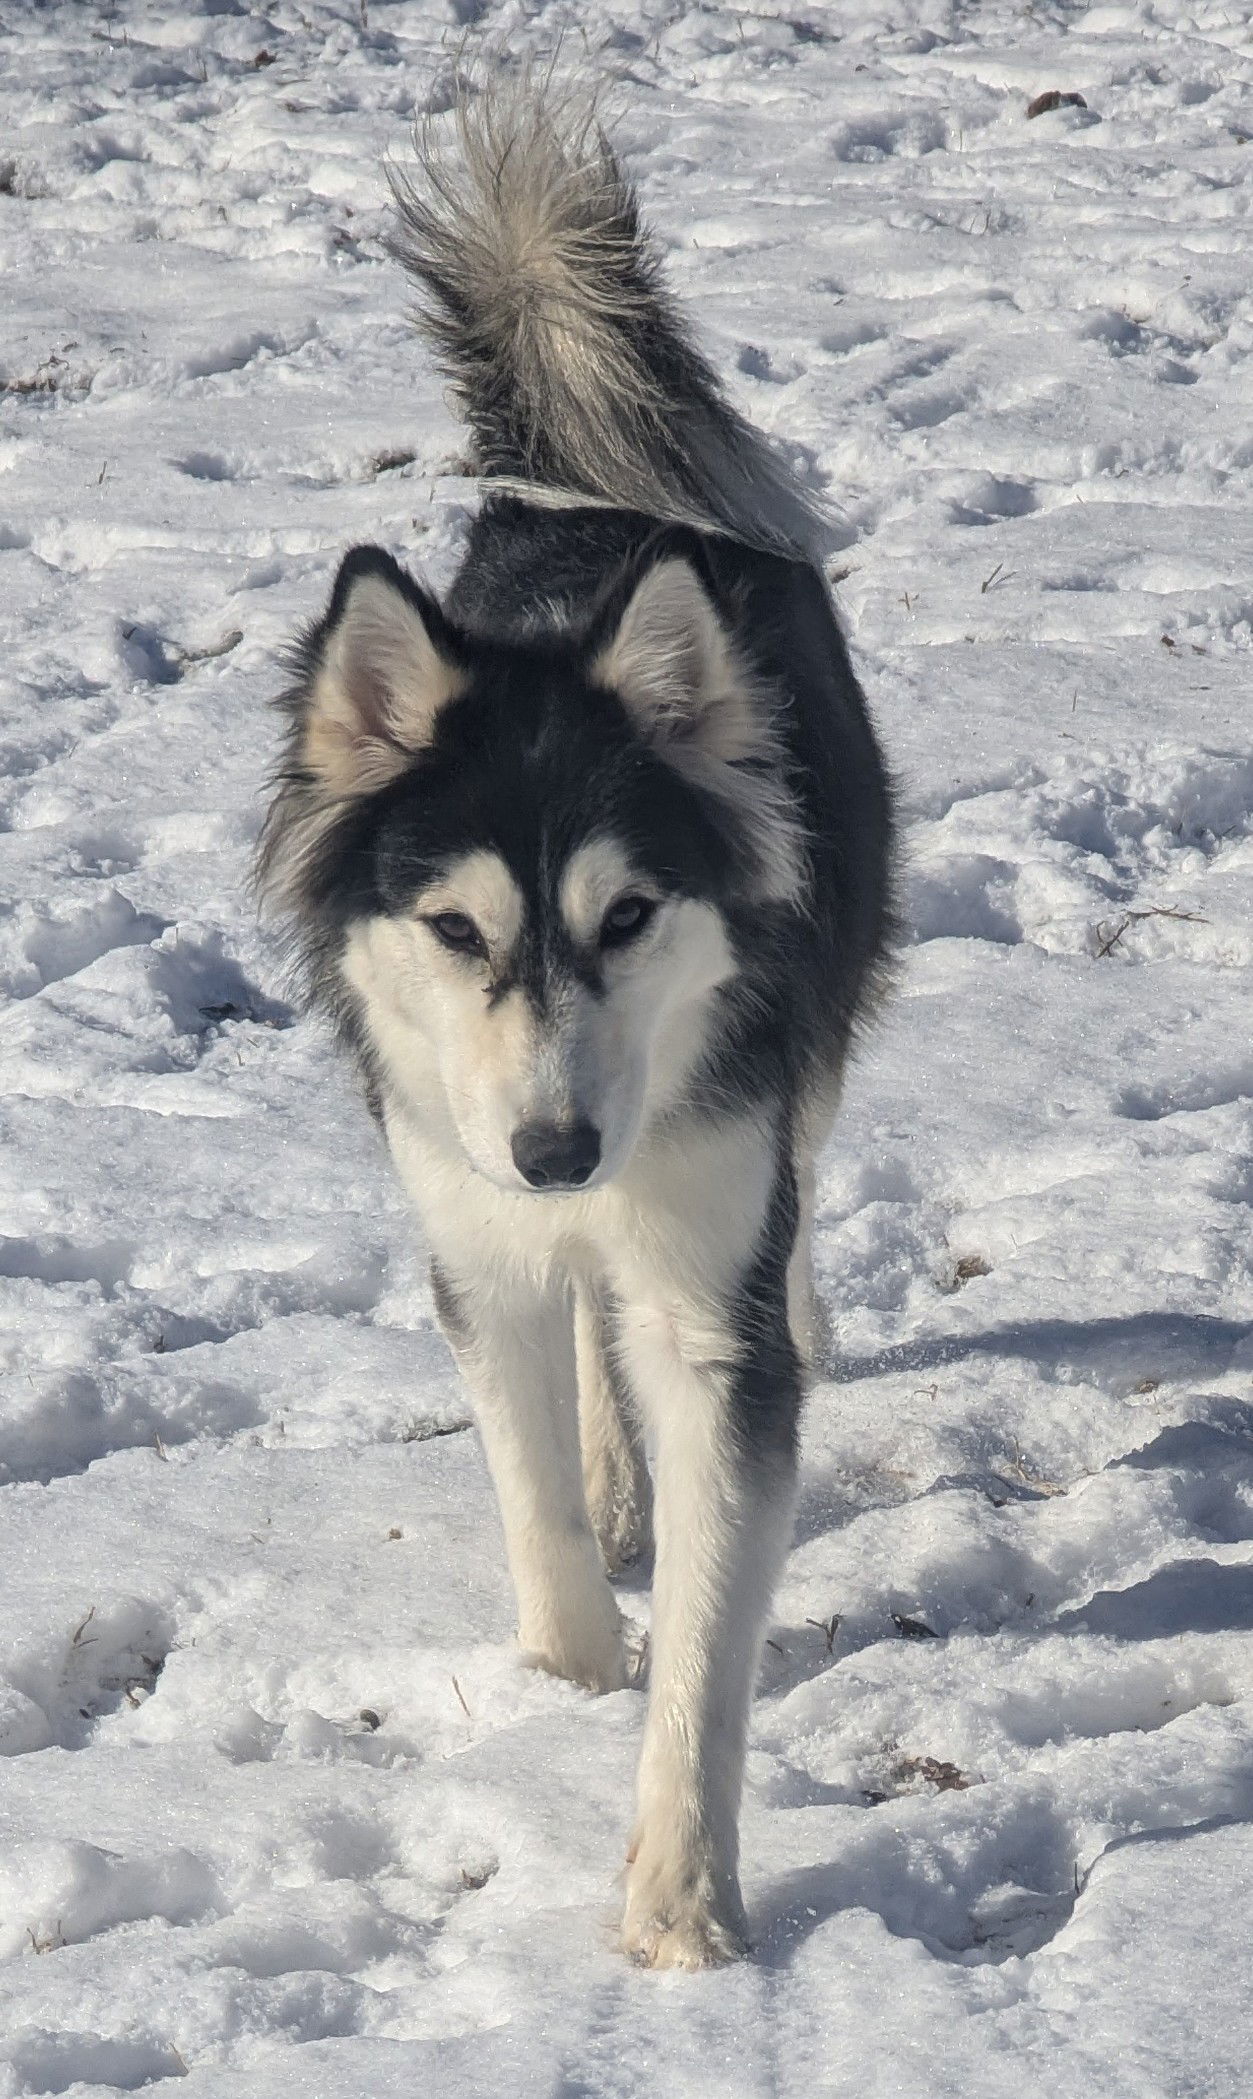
[819,1307,1248,1401]
[754,1808,1252,1971]
[748,1322,1253,1968]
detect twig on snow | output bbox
[1094,905,1208,959]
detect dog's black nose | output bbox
[511,1120,601,1190]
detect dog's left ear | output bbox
[587,534,807,905]
[588,541,758,765]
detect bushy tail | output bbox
[387,78,827,559]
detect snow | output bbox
[1,0,1251,2089]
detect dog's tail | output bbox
[387,79,827,559]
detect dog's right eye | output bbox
[599,894,657,949]
[426,911,486,957]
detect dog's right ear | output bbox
[298,548,467,798]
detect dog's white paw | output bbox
[522,1633,627,1695]
[621,1845,748,1969]
[623,1904,748,1971]
[515,1532,629,1693]
[519,1581,627,1693]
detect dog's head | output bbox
[261,532,806,1193]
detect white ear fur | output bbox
[303,570,466,798]
[590,558,759,763]
[591,558,808,905]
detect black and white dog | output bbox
[260,84,893,1968]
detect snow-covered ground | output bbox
[2,0,1251,2090]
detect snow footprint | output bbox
[0,1836,215,1960]
[1,1596,174,1755]
[2,2031,189,2095]
[10,891,168,999]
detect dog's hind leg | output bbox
[787,1070,845,1374]
[431,1256,626,1694]
[574,1278,653,1574]
[786,1146,818,1372]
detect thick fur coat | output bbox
[259,81,893,1968]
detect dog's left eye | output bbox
[600,895,657,949]
[427,911,486,957]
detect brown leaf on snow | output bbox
[912,1756,974,1791]
[1026,90,1089,118]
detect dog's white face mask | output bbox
[341,838,737,1191]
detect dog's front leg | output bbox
[432,1257,627,1693]
[617,1292,799,1968]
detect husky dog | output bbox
[259,85,893,1969]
